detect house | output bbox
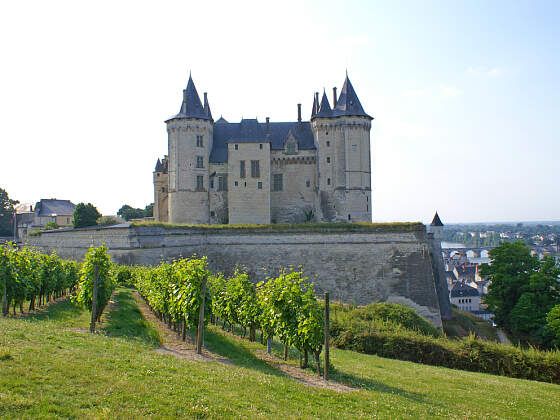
[449,282,481,312]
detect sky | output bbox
[1,0,558,224]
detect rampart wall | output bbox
[26,224,447,327]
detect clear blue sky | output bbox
[1,0,558,223]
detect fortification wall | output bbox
[26,224,444,327]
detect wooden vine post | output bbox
[90,263,99,333]
[324,291,330,381]
[196,275,207,354]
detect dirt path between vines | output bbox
[131,291,232,365]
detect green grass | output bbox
[443,308,500,341]
[130,220,424,233]
[1,289,560,419]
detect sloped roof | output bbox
[333,75,372,119]
[210,119,315,163]
[315,91,333,118]
[450,282,480,298]
[168,75,212,121]
[34,199,75,217]
[431,212,443,226]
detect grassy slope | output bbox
[1,289,559,419]
[443,308,500,341]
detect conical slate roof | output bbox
[154,158,162,172]
[168,74,212,121]
[315,91,333,118]
[431,212,444,227]
[333,74,372,119]
[311,93,318,118]
[203,93,213,120]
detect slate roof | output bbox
[445,270,457,281]
[312,75,373,120]
[210,119,316,163]
[168,75,212,121]
[456,265,477,276]
[431,212,444,226]
[450,282,480,298]
[34,199,75,217]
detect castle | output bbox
[153,73,373,224]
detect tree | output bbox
[144,203,154,217]
[481,242,540,331]
[117,204,145,221]
[546,305,560,347]
[0,188,18,236]
[45,221,59,230]
[72,203,101,228]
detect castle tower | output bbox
[153,156,169,222]
[311,75,373,222]
[166,75,213,224]
[429,211,444,241]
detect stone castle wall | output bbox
[26,224,445,327]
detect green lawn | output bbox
[1,288,559,419]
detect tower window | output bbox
[235,144,238,150]
[327,178,331,185]
[210,179,214,189]
[259,144,263,149]
[196,156,204,168]
[210,211,215,217]
[196,135,204,147]
[306,179,310,188]
[286,142,296,154]
[234,181,238,186]
[251,160,260,178]
[258,182,262,189]
[240,160,246,178]
[273,174,283,191]
[348,214,351,221]
[326,141,330,147]
[327,157,331,163]
[196,175,204,191]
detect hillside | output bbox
[1,289,559,419]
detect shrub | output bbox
[97,216,121,226]
[332,327,560,384]
[45,221,59,230]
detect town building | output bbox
[153,74,373,224]
[449,282,481,312]
[15,199,75,240]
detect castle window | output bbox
[196,135,204,147]
[251,160,260,178]
[327,157,331,164]
[326,141,330,147]
[235,144,238,150]
[196,156,204,168]
[210,179,214,189]
[306,179,310,188]
[196,175,204,191]
[352,144,358,152]
[348,214,351,221]
[240,160,246,178]
[235,181,238,186]
[286,142,296,154]
[258,182,262,190]
[327,178,331,185]
[210,211,215,217]
[259,144,263,150]
[218,175,227,191]
[157,173,160,177]
[272,174,283,191]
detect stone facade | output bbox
[26,223,449,327]
[154,74,373,224]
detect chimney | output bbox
[333,87,337,107]
[315,92,319,108]
[266,117,270,138]
[204,92,208,103]
[297,104,302,124]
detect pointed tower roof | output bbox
[203,92,213,120]
[168,74,212,121]
[314,90,333,118]
[334,74,372,119]
[311,93,318,119]
[154,158,162,172]
[431,212,444,227]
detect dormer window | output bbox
[286,143,296,154]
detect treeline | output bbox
[134,259,325,372]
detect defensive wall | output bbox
[25,222,451,327]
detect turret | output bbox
[153,156,169,222]
[165,74,213,224]
[312,74,373,222]
[429,212,444,241]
